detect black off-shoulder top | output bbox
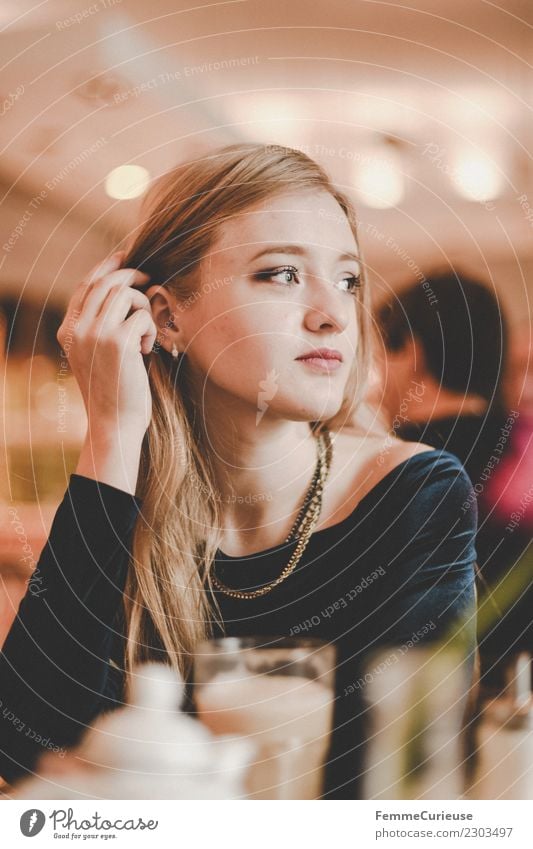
[0,449,477,798]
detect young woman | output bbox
[0,143,477,798]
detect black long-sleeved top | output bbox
[0,449,477,798]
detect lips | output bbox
[296,348,343,362]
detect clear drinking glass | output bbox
[193,635,336,799]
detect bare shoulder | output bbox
[317,431,472,530]
[318,429,437,530]
[332,428,435,477]
[376,437,436,472]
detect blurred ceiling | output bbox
[0,0,532,317]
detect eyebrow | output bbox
[248,244,360,264]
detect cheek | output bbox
[188,309,276,380]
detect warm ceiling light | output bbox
[105,165,150,200]
[450,152,503,202]
[354,151,405,209]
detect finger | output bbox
[121,307,158,355]
[78,269,150,326]
[83,251,125,286]
[97,287,152,328]
[62,253,125,324]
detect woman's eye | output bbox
[337,274,361,294]
[253,266,361,293]
[254,266,299,285]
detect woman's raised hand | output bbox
[57,252,158,442]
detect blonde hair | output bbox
[121,142,374,687]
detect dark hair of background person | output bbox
[377,270,508,412]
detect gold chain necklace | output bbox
[211,427,333,600]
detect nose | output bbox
[302,270,353,334]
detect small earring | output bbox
[171,343,179,359]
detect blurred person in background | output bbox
[377,272,532,696]
[376,271,509,487]
[476,320,533,690]
[482,319,533,539]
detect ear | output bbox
[144,284,184,354]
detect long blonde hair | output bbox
[121,142,373,685]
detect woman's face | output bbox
[169,188,361,424]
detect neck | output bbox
[192,379,320,555]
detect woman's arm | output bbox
[378,451,478,663]
[0,254,160,784]
[369,452,479,780]
[0,472,142,785]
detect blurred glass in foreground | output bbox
[194,636,335,800]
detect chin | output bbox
[281,401,344,423]
[251,384,345,424]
